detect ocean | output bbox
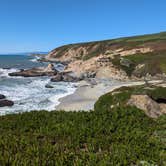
[0,54,76,115]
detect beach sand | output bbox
[55,79,149,111]
[55,79,164,111]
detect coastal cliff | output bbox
[45,32,166,80]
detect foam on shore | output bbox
[0,74,77,115]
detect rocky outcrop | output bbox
[45,84,54,88]
[0,94,6,100]
[127,95,166,118]
[51,72,82,82]
[95,66,128,80]
[43,64,55,72]
[0,95,14,107]
[0,100,14,107]
[43,32,166,80]
[160,104,166,114]
[9,64,58,77]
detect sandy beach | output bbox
[55,79,164,111]
[55,79,143,111]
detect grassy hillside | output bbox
[0,85,166,165]
[112,50,166,77]
[47,32,166,78]
[49,32,166,59]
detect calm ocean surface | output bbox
[0,54,76,115]
[0,54,45,69]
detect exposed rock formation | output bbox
[0,97,14,107]
[0,94,14,107]
[0,94,6,100]
[43,32,166,80]
[45,84,54,88]
[51,72,82,82]
[9,64,58,77]
[127,95,166,118]
[95,66,128,80]
[43,63,55,72]
[0,100,14,107]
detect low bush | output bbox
[0,86,165,165]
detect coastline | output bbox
[55,79,163,111]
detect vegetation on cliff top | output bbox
[49,32,166,59]
[111,51,166,77]
[0,85,166,165]
[48,31,166,78]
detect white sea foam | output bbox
[29,56,40,62]
[0,76,77,115]
[48,84,77,110]
[0,55,76,115]
[0,68,19,78]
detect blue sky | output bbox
[0,0,166,53]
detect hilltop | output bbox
[45,32,166,80]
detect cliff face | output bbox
[45,32,166,80]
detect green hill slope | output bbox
[45,32,166,79]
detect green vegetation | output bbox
[124,31,166,43]
[111,55,135,76]
[112,51,166,77]
[0,86,166,165]
[51,31,166,78]
[53,31,166,61]
[95,85,166,111]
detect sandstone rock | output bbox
[9,64,58,77]
[51,73,81,82]
[96,66,128,80]
[0,100,14,107]
[43,63,55,72]
[159,104,166,114]
[127,95,163,118]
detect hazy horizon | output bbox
[0,31,166,54]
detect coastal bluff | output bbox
[44,32,166,81]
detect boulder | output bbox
[51,73,63,82]
[0,94,6,100]
[63,74,80,82]
[51,73,81,82]
[0,100,14,107]
[45,84,54,88]
[127,95,163,118]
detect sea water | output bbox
[0,54,76,115]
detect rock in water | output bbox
[0,100,14,107]
[45,84,54,88]
[0,94,6,100]
[9,64,57,77]
[51,73,81,82]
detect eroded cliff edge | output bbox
[44,32,166,80]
